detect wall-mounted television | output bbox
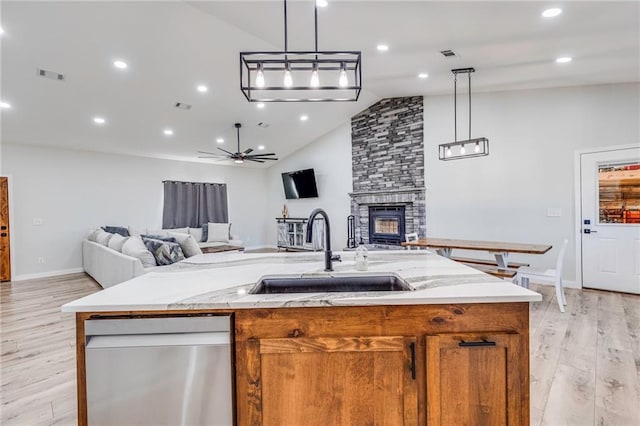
[281,168,319,199]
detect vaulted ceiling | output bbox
[1,1,638,166]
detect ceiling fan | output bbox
[198,123,278,164]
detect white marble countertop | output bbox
[62,250,541,313]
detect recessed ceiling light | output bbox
[556,56,572,63]
[163,128,174,136]
[216,138,224,144]
[376,44,389,52]
[93,117,106,124]
[258,145,265,150]
[300,115,309,121]
[542,8,562,18]
[113,60,128,69]
[316,0,328,7]
[256,102,265,109]
[418,73,429,79]
[197,85,208,93]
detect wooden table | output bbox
[401,237,552,269]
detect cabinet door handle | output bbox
[459,339,496,347]
[409,342,416,380]
[0,233,6,237]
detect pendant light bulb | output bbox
[460,144,466,155]
[256,63,265,88]
[283,65,293,88]
[475,142,480,153]
[310,64,320,88]
[339,63,349,88]
[446,147,452,157]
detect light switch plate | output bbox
[547,208,562,217]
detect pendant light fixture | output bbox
[240,0,362,102]
[439,67,489,161]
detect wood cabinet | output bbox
[426,332,527,426]
[276,217,323,251]
[235,303,530,426]
[249,336,417,425]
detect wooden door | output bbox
[580,147,640,293]
[0,177,10,282]
[245,336,418,426]
[426,332,527,426]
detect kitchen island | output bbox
[63,250,541,425]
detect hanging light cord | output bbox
[453,73,457,142]
[283,0,288,53]
[468,71,471,140]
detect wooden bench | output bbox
[451,256,529,268]
[459,262,518,279]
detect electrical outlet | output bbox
[37,257,45,264]
[33,218,43,225]
[547,208,562,217]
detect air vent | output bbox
[174,102,192,110]
[440,50,456,57]
[37,68,65,81]
[257,122,270,128]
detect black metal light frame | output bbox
[239,0,362,102]
[439,67,490,161]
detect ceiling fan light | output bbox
[234,159,244,164]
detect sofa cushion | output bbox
[95,229,114,246]
[168,232,203,258]
[108,234,129,252]
[122,237,157,268]
[188,227,203,242]
[207,223,230,243]
[101,226,130,237]
[142,238,185,266]
[147,229,169,237]
[87,229,100,242]
[163,227,188,235]
[128,226,146,237]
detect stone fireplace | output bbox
[349,96,426,245]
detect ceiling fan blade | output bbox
[197,150,221,156]
[217,147,235,156]
[247,158,265,163]
[198,156,227,159]
[249,157,278,161]
[242,148,254,155]
[247,152,276,157]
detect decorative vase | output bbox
[282,204,288,218]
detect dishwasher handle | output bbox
[86,332,229,349]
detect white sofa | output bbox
[83,226,243,288]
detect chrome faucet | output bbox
[306,208,341,272]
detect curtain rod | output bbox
[162,180,227,186]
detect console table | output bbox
[276,217,323,251]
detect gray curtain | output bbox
[162,181,228,228]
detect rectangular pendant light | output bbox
[439,137,489,161]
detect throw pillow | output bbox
[87,229,100,242]
[201,223,209,242]
[142,238,185,266]
[163,227,188,234]
[188,227,203,242]
[168,232,203,258]
[141,234,177,243]
[95,229,114,246]
[101,226,130,237]
[207,223,230,243]
[122,237,157,268]
[108,234,129,252]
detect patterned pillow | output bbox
[102,226,130,237]
[142,238,185,266]
[141,234,177,243]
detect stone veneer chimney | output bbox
[349,96,426,244]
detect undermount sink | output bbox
[249,275,413,294]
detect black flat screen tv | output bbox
[281,168,319,199]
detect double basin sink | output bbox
[250,274,413,294]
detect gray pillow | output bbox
[142,238,185,266]
[108,234,129,252]
[122,237,157,268]
[102,226,130,237]
[168,232,203,258]
[201,223,209,242]
[95,229,114,246]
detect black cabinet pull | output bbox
[0,225,6,230]
[409,342,416,380]
[459,339,496,347]
[0,233,6,237]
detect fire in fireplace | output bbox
[368,206,405,245]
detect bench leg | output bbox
[436,248,452,258]
[494,252,509,269]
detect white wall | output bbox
[1,144,268,279]
[266,123,353,250]
[424,83,640,283]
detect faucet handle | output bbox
[331,254,342,262]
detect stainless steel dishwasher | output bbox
[84,316,232,426]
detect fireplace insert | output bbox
[368,206,405,245]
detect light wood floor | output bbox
[1,274,639,425]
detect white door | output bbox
[580,147,640,294]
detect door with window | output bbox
[580,147,640,294]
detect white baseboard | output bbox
[11,268,85,282]
[244,245,278,251]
